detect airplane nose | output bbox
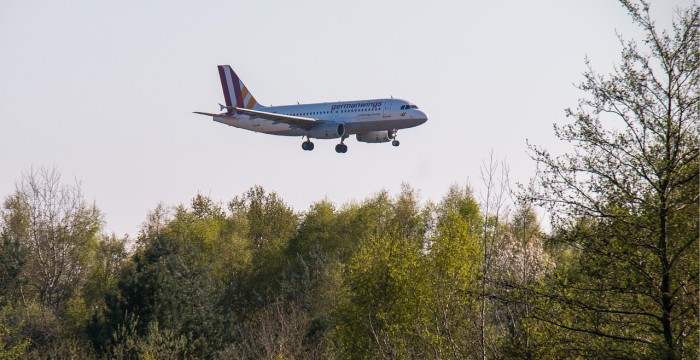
[416,110,428,123]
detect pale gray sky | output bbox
[0,0,693,237]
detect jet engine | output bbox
[356,131,391,143]
[307,123,345,139]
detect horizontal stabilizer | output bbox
[193,111,227,117]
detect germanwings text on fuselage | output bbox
[194,65,428,153]
[330,102,383,111]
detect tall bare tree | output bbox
[1,167,102,311]
[478,151,511,359]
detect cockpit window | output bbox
[410,105,418,109]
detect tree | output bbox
[228,186,297,253]
[0,167,102,312]
[527,1,698,358]
[423,184,483,358]
[0,300,29,360]
[101,195,231,358]
[335,188,430,359]
[477,152,511,359]
[489,202,551,359]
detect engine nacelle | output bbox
[356,131,391,143]
[307,123,345,139]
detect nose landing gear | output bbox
[389,129,400,147]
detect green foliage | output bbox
[102,203,228,357]
[489,203,551,359]
[337,232,426,358]
[0,167,103,312]
[4,12,699,351]
[229,186,297,252]
[229,186,298,309]
[109,316,188,360]
[95,189,300,358]
[422,185,486,358]
[334,186,484,359]
[0,301,29,360]
[526,1,699,358]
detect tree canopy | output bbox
[0,1,697,359]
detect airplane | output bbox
[194,65,428,153]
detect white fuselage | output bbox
[212,98,428,138]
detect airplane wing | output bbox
[193,107,318,130]
[234,107,318,129]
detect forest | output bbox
[1,1,698,359]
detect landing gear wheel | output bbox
[335,144,348,153]
[392,140,400,147]
[302,141,315,151]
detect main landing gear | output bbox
[301,139,314,151]
[335,136,348,153]
[335,144,348,153]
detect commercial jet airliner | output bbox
[194,65,428,153]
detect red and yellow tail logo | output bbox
[218,65,259,110]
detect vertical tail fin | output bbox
[217,65,261,110]
[218,65,262,109]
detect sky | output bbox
[0,0,694,237]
